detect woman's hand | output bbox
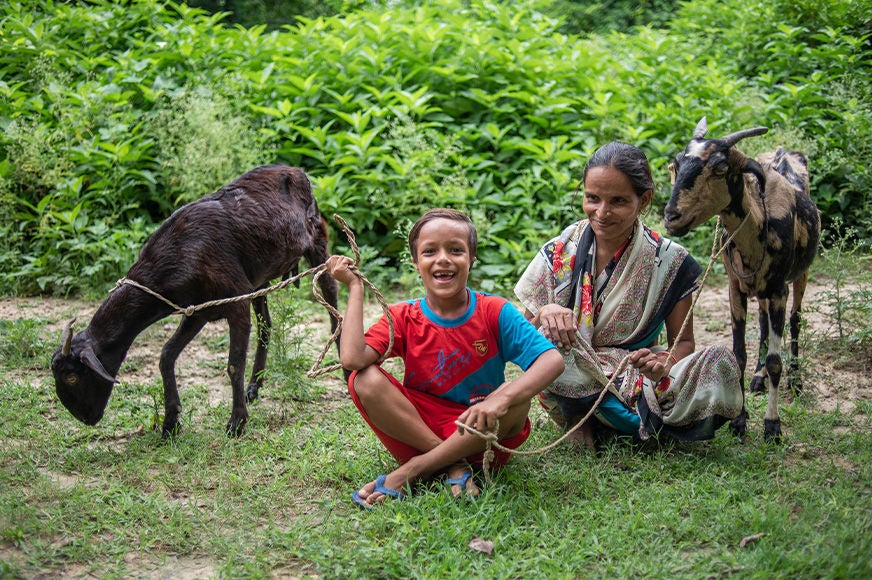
[628,348,674,383]
[536,304,579,350]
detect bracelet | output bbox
[655,351,678,364]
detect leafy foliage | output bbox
[186,0,349,30]
[543,0,682,35]
[1,0,869,296]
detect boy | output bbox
[326,208,563,508]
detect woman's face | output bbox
[582,166,652,247]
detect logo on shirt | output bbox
[472,339,488,356]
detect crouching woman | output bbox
[515,141,743,449]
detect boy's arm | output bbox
[457,348,564,434]
[491,348,564,406]
[325,255,381,370]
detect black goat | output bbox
[664,117,820,441]
[51,165,340,436]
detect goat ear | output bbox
[693,117,708,139]
[79,347,116,383]
[741,158,767,194]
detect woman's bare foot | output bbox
[566,416,596,451]
[445,463,479,499]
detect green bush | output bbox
[1,0,869,296]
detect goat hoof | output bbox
[729,415,747,439]
[749,376,766,393]
[161,420,181,438]
[245,384,260,402]
[763,419,782,442]
[225,417,247,437]
[788,377,803,394]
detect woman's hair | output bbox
[408,208,478,259]
[583,141,654,197]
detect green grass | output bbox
[1,290,870,578]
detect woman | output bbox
[514,141,743,449]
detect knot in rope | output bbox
[454,419,501,484]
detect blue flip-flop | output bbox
[352,474,407,510]
[445,471,477,499]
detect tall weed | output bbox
[808,220,872,351]
[146,89,274,207]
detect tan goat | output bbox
[663,117,820,441]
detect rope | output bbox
[455,215,751,484]
[112,214,394,378]
[116,211,750,486]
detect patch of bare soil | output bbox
[690,279,871,417]
[8,277,865,417]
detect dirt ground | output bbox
[2,277,870,578]
[4,276,868,418]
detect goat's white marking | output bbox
[764,318,783,422]
[686,141,707,158]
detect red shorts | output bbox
[348,367,530,468]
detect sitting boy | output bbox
[326,208,563,508]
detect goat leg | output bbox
[247,296,271,402]
[762,294,788,442]
[226,303,251,437]
[749,304,770,393]
[787,274,809,393]
[728,284,749,439]
[159,316,207,437]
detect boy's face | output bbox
[412,218,473,299]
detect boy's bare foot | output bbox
[445,463,479,499]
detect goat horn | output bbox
[693,117,708,139]
[80,347,116,384]
[60,317,77,356]
[722,126,769,147]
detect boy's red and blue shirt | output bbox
[364,289,556,406]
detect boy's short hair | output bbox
[408,208,478,259]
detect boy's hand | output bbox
[457,393,509,436]
[325,255,359,287]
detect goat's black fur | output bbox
[51,165,340,436]
[664,117,820,441]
